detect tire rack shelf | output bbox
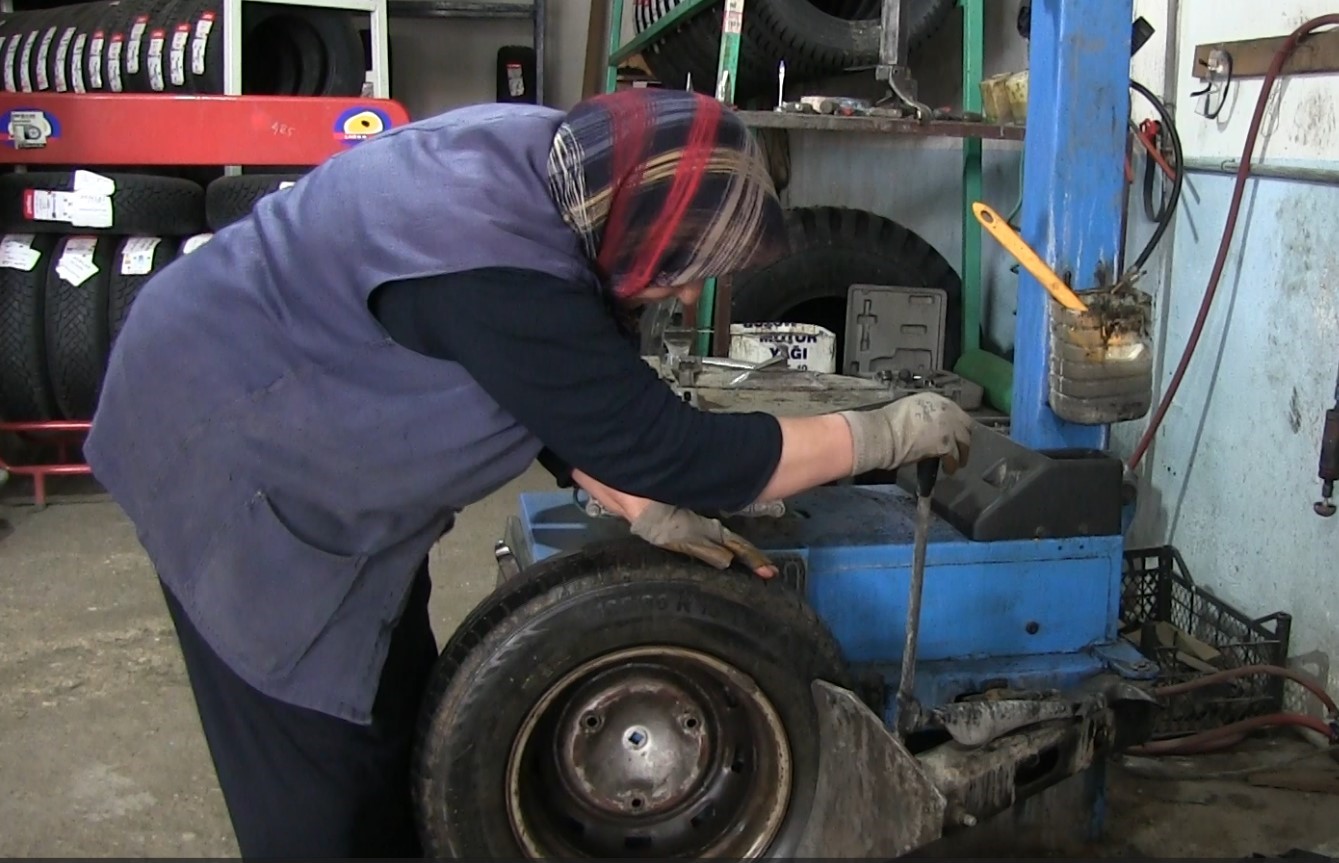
[385,0,546,106]
[0,91,412,507]
[736,109,1024,141]
[603,0,1018,383]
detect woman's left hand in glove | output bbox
[629,501,778,579]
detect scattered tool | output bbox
[884,75,932,123]
[775,60,785,110]
[932,107,987,122]
[777,95,872,116]
[972,202,1090,312]
[727,352,786,386]
[895,457,939,737]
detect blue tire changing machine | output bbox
[497,0,1157,854]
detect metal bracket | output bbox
[793,680,947,857]
[874,0,909,82]
[1093,640,1160,680]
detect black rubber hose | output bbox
[1128,79,1183,274]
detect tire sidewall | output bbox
[416,568,841,858]
[730,210,964,370]
[753,0,880,60]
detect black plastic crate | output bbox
[1120,545,1293,738]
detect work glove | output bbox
[629,501,777,578]
[838,392,974,476]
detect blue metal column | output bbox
[1010,0,1132,450]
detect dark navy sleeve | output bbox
[368,267,784,513]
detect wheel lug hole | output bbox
[681,714,700,731]
[630,797,644,810]
[581,712,603,732]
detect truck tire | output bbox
[730,206,962,370]
[0,232,59,420]
[44,234,115,419]
[635,0,955,102]
[243,2,365,96]
[0,171,206,236]
[204,173,305,231]
[414,539,850,858]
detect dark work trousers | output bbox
[160,558,439,859]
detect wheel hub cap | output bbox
[559,669,711,817]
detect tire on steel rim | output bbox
[413,539,850,858]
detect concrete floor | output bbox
[1,467,1337,858]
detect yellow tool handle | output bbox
[972,202,1089,313]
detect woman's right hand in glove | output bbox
[838,392,974,475]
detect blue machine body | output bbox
[503,0,1142,845]
[507,483,1153,726]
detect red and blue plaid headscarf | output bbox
[547,89,788,299]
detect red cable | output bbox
[1126,15,1339,471]
[1127,712,1335,756]
[1154,664,1339,716]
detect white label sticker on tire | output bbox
[108,34,123,92]
[19,30,38,92]
[0,233,41,272]
[181,233,212,255]
[2,36,17,92]
[127,15,148,74]
[74,170,116,196]
[53,27,74,91]
[89,31,104,90]
[24,189,113,229]
[57,237,100,287]
[119,236,162,276]
[147,30,165,92]
[34,27,55,90]
[169,24,188,87]
[71,33,86,93]
[190,12,214,77]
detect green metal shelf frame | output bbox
[603,0,1013,391]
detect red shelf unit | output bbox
[0,92,412,507]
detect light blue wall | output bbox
[1115,170,1339,691]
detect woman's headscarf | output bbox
[547,89,789,299]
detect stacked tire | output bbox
[730,206,964,370]
[0,169,210,422]
[204,171,305,232]
[633,0,955,104]
[0,0,364,96]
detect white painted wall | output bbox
[1172,0,1339,166]
[1114,0,1339,693]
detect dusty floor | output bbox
[1,467,1337,858]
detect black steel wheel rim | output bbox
[505,645,792,858]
